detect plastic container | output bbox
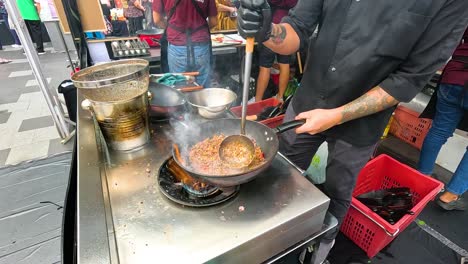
[340,154,443,258]
[389,106,432,149]
[230,98,284,128]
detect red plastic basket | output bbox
[341,154,443,258]
[230,98,284,128]
[389,106,432,149]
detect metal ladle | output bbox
[219,38,256,168]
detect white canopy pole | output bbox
[4,0,70,139]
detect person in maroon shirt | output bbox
[418,28,468,211]
[254,0,297,102]
[153,0,217,87]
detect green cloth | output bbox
[156,73,187,86]
[17,0,40,21]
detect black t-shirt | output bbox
[282,0,468,146]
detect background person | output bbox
[254,0,297,102]
[214,0,237,31]
[125,0,145,35]
[17,0,44,54]
[418,29,468,211]
[142,0,153,29]
[153,0,217,87]
[1,0,21,48]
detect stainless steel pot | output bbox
[81,94,150,151]
[73,59,151,151]
[185,88,237,119]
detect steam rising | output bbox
[166,113,204,164]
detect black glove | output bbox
[237,0,272,43]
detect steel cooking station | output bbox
[77,80,336,262]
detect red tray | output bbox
[230,98,284,128]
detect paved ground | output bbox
[0,44,74,167]
[0,153,71,264]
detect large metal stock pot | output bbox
[72,59,150,151]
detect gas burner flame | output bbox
[182,183,219,198]
[166,157,218,197]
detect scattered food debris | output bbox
[140,201,144,204]
[146,168,151,173]
[220,216,226,221]
[221,211,224,214]
[238,206,245,212]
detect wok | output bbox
[172,118,305,187]
[148,75,203,119]
[148,82,187,119]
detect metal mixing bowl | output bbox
[186,88,237,119]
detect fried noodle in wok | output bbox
[188,134,265,175]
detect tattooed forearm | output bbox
[339,86,399,124]
[270,24,287,44]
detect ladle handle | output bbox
[241,37,255,135]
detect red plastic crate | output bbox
[230,98,284,128]
[340,154,443,258]
[389,106,432,149]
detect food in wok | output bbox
[188,134,265,175]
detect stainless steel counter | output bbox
[78,92,332,263]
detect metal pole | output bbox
[54,20,75,73]
[4,0,69,139]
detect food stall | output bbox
[74,59,337,263]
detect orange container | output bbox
[389,106,432,149]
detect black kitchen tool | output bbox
[357,187,414,225]
[257,106,277,120]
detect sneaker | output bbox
[11,44,22,48]
[436,198,466,211]
[37,51,46,55]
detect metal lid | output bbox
[71,59,149,89]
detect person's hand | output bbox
[237,0,272,42]
[294,109,342,135]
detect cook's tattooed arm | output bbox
[339,87,399,124]
[270,24,287,44]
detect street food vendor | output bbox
[152,0,218,87]
[237,0,468,263]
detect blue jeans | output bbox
[418,84,468,195]
[168,43,211,87]
[2,13,21,45]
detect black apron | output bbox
[160,0,213,73]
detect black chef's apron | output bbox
[160,0,213,73]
